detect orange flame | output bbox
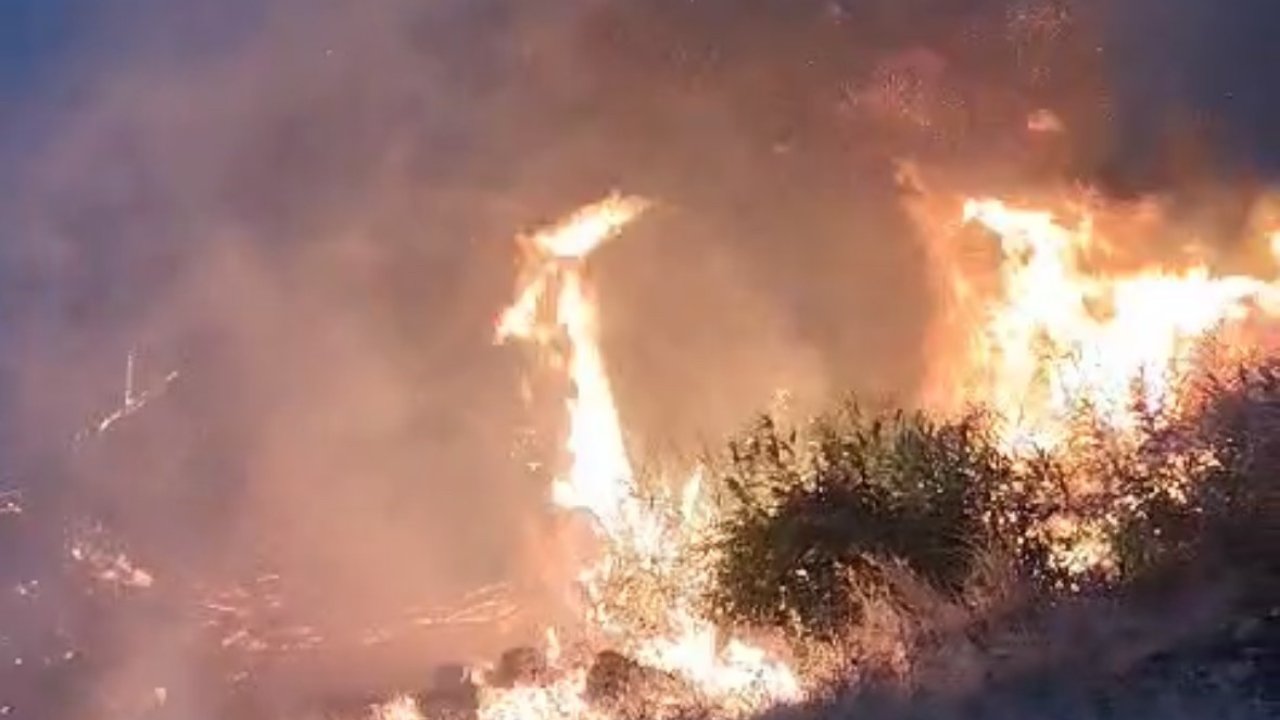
[929,196,1280,450]
[488,195,799,720]
[909,191,1280,579]
[495,194,656,548]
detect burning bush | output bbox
[1114,359,1280,600]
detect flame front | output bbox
[929,196,1280,451]
[918,193,1280,577]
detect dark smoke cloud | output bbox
[1,0,1279,716]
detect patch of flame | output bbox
[917,192,1280,578]
[486,194,799,720]
[931,196,1280,450]
[371,695,425,720]
[495,194,658,549]
[478,671,602,720]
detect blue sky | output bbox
[0,0,102,166]
[0,0,84,100]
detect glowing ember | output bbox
[0,488,21,516]
[371,695,425,720]
[68,522,156,592]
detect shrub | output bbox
[698,362,1280,711]
[1115,359,1280,602]
[703,401,1051,640]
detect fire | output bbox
[485,195,799,719]
[907,191,1280,578]
[478,671,601,720]
[929,195,1280,450]
[363,187,1280,719]
[494,193,656,549]
[372,696,427,720]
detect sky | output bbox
[0,1,76,96]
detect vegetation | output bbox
[696,360,1279,715]
[1113,361,1280,603]
[704,404,1051,640]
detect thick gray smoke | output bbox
[1,0,1277,717]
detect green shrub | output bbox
[701,359,1280,651]
[704,401,1051,640]
[697,361,1280,709]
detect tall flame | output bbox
[489,194,799,720]
[494,194,655,547]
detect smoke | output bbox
[0,1,559,712]
[1,0,1279,716]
